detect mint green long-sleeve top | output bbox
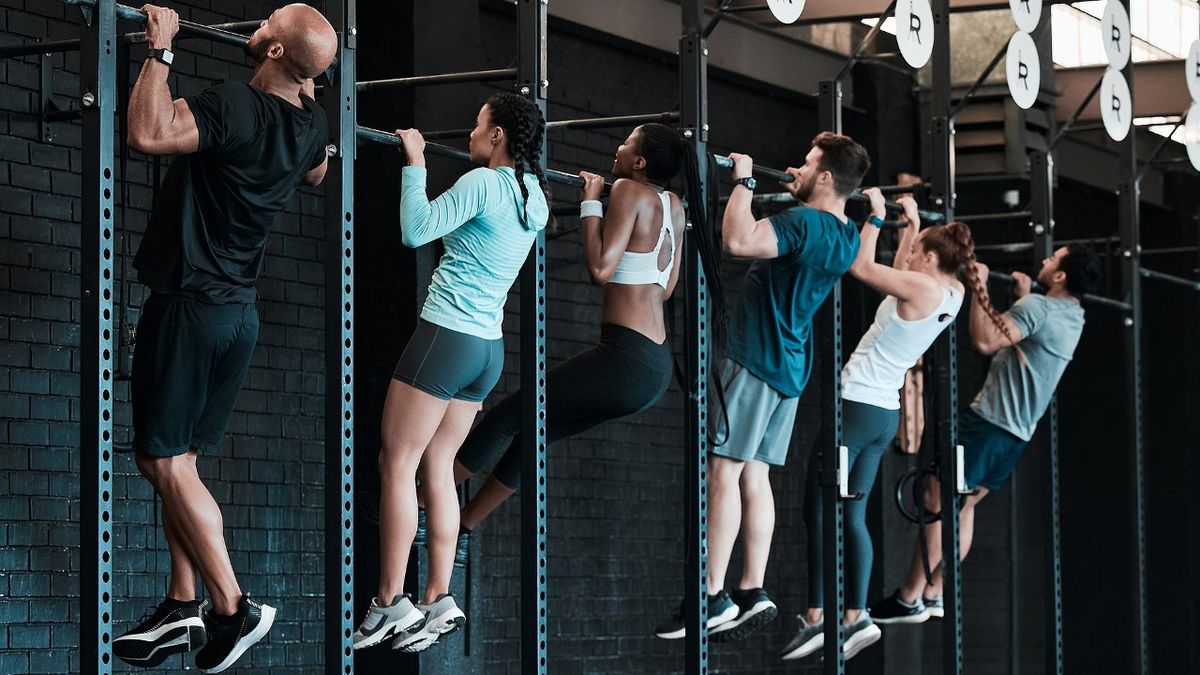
[400,165,549,339]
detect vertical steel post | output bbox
[79,1,117,671]
[680,2,710,673]
[816,78,846,675]
[928,1,962,673]
[1030,149,1064,675]
[1115,1,1148,670]
[322,3,356,673]
[517,1,549,673]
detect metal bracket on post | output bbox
[79,0,116,672]
[518,1,549,673]
[680,3,710,673]
[321,2,356,674]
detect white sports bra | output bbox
[610,190,676,288]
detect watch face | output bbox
[742,177,757,190]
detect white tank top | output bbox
[610,191,676,288]
[841,286,963,410]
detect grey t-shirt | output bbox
[970,294,1085,441]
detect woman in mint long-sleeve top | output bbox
[352,93,550,654]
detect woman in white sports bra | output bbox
[787,190,1006,662]
[432,123,726,562]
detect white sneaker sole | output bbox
[655,603,740,640]
[926,606,945,618]
[781,631,824,661]
[352,606,425,650]
[392,606,466,653]
[200,604,276,674]
[872,608,931,625]
[843,623,882,660]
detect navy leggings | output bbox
[803,399,899,610]
[456,324,672,490]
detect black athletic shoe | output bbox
[868,589,930,625]
[454,529,471,568]
[194,594,276,673]
[114,598,208,668]
[654,591,739,639]
[413,508,427,547]
[711,588,778,642]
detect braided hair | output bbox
[635,123,727,352]
[922,221,1013,344]
[484,92,556,232]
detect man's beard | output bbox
[794,173,816,202]
[244,36,270,63]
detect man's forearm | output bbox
[721,186,754,243]
[127,58,175,144]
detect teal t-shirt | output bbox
[725,206,860,398]
[400,165,549,339]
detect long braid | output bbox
[928,221,1014,344]
[485,92,555,232]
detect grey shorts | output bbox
[709,359,799,466]
[392,320,504,403]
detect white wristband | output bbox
[580,200,603,219]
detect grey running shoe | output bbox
[392,594,466,653]
[869,589,930,625]
[352,595,423,650]
[711,588,778,642]
[843,613,882,661]
[780,615,824,661]
[924,594,944,618]
[654,590,739,639]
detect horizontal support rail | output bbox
[1140,267,1200,291]
[988,270,1132,311]
[357,67,518,91]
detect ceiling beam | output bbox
[1056,60,1190,122]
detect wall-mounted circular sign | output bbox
[1186,39,1200,103]
[766,0,806,24]
[896,0,935,69]
[1100,66,1132,142]
[1185,103,1200,172]
[1008,0,1042,34]
[1101,0,1132,70]
[1006,31,1041,110]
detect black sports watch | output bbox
[735,176,757,191]
[147,47,175,67]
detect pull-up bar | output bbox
[355,125,592,189]
[356,67,518,91]
[60,0,253,49]
[987,269,1132,311]
[1140,267,1200,292]
[0,18,259,59]
[422,111,682,141]
[712,155,945,222]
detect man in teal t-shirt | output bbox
[655,132,869,642]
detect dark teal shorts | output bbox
[132,294,259,457]
[392,320,503,403]
[961,408,1029,492]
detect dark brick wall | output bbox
[0,1,325,672]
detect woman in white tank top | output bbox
[792,191,988,660]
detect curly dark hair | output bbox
[1059,243,1101,297]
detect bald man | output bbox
[113,5,336,672]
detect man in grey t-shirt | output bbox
[869,243,1101,623]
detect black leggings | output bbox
[456,324,672,489]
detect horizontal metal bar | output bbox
[988,270,1131,311]
[61,0,252,48]
[0,18,259,58]
[719,190,944,223]
[1140,267,1200,291]
[548,111,679,131]
[957,210,1033,224]
[357,67,518,91]
[356,125,588,188]
[877,183,930,196]
[421,128,473,141]
[712,153,793,182]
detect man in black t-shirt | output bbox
[113,5,335,672]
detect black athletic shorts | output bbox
[392,320,504,403]
[131,294,259,457]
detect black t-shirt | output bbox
[134,81,328,303]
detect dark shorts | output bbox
[132,294,259,457]
[392,320,503,403]
[961,408,1029,492]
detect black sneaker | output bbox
[868,589,930,625]
[194,594,276,673]
[654,591,739,639]
[711,588,778,642]
[454,529,471,568]
[413,508,427,547]
[114,598,208,668]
